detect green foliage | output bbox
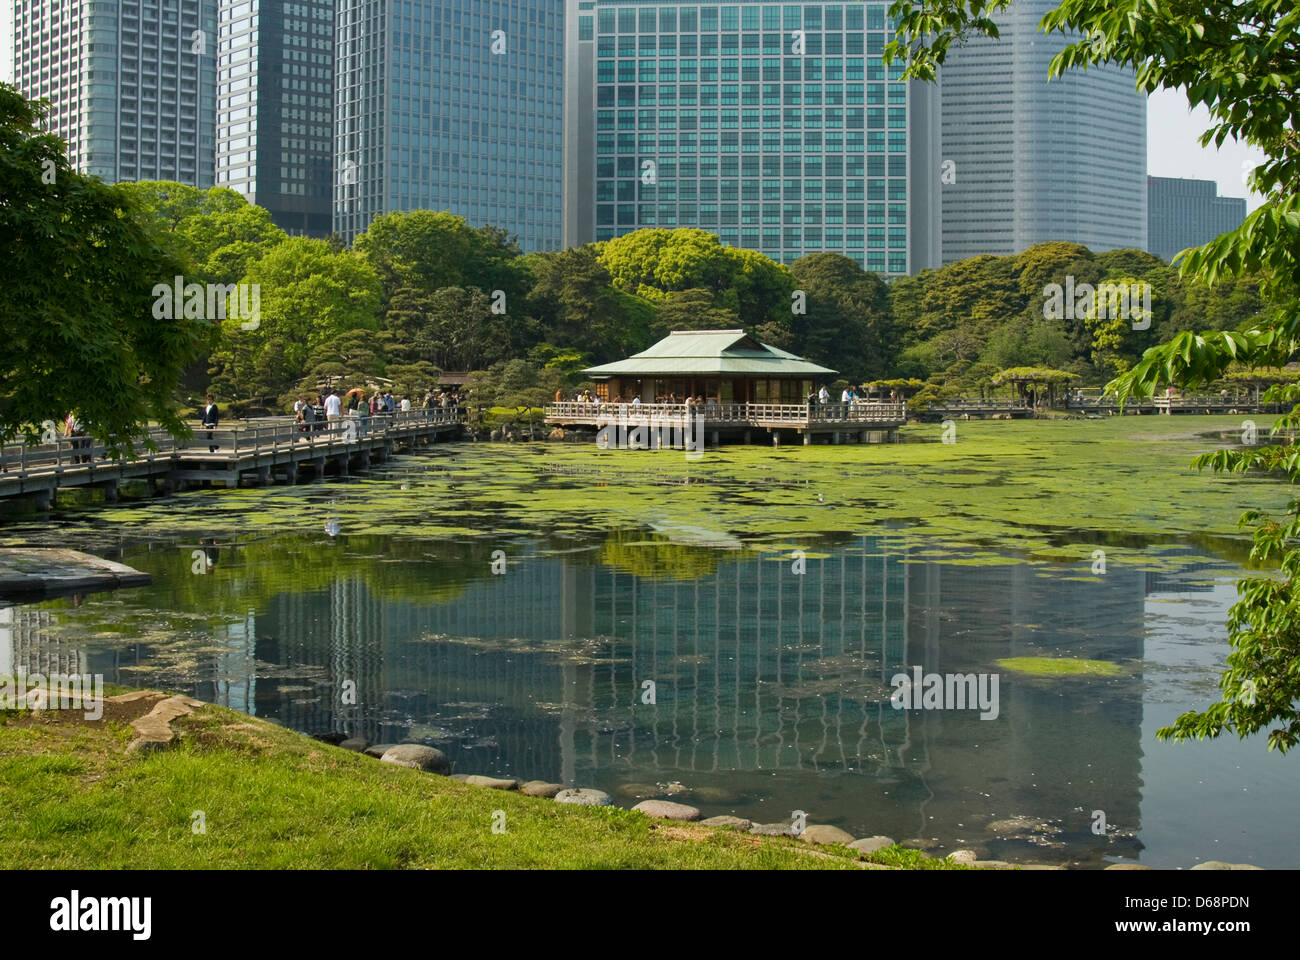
[208,237,382,403]
[0,84,210,450]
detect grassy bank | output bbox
[0,686,962,870]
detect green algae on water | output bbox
[996,656,1125,677]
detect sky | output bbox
[0,10,1266,213]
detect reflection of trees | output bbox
[598,528,725,581]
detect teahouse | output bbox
[580,329,836,403]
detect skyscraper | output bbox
[1147,176,1246,263]
[333,0,564,250]
[938,0,1147,262]
[563,0,942,276]
[216,0,335,237]
[12,0,216,187]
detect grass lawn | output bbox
[0,685,964,870]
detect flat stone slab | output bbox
[364,743,401,759]
[633,800,701,821]
[1189,861,1263,870]
[520,781,564,798]
[701,815,752,831]
[800,824,856,846]
[750,822,798,837]
[126,695,205,753]
[379,744,451,774]
[848,836,896,855]
[0,548,151,599]
[1104,862,1151,871]
[461,775,519,790]
[339,737,369,752]
[554,788,612,806]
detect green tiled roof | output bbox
[584,329,837,378]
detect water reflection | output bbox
[2,532,1290,866]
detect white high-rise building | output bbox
[939,0,1147,261]
[12,0,216,187]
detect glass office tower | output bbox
[333,0,564,251]
[12,0,216,187]
[1147,176,1247,264]
[216,0,335,237]
[938,0,1147,262]
[564,1,942,276]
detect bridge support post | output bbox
[255,466,271,486]
[313,457,326,478]
[772,433,780,448]
[711,430,719,447]
[29,488,53,511]
[832,432,840,445]
[336,454,349,476]
[100,479,119,503]
[744,431,751,445]
[859,430,869,443]
[803,432,812,446]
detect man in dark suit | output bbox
[202,395,220,452]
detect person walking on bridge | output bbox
[202,395,220,452]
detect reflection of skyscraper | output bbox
[12,537,1149,861]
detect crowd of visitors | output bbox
[294,386,463,433]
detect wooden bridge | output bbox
[0,409,465,509]
[544,400,908,445]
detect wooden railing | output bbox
[545,401,907,425]
[0,408,463,476]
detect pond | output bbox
[3,417,1298,867]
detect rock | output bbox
[947,849,978,864]
[1189,861,1263,870]
[554,788,612,806]
[379,744,451,774]
[1104,863,1151,870]
[972,860,1013,869]
[848,835,896,855]
[448,774,472,782]
[1018,864,1067,870]
[462,775,519,790]
[312,731,348,745]
[338,737,369,752]
[750,822,798,837]
[520,781,564,798]
[615,782,661,800]
[800,824,856,846]
[685,785,742,804]
[701,815,752,831]
[126,695,205,753]
[364,743,401,759]
[548,428,565,441]
[633,800,701,821]
[490,429,502,441]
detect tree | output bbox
[0,84,210,450]
[890,0,1300,751]
[208,237,382,402]
[791,253,898,381]
[524,245,654,361]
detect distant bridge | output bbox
[0,409,464,508]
